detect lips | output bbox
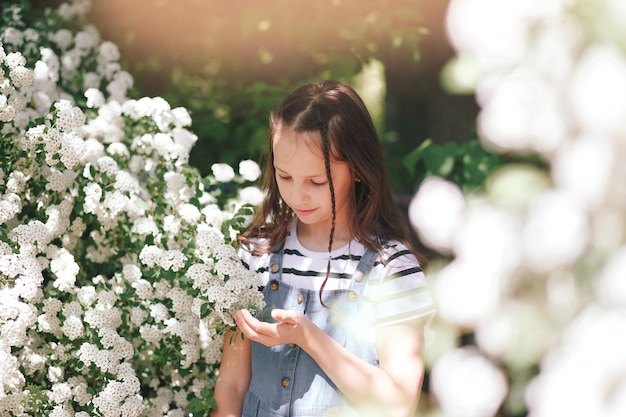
[294,208,317,217]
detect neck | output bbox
[296,220,352,252]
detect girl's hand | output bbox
[233,308,311,348]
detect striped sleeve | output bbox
[237,242,271,287]
[366,243,436,327]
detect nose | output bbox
[289,184,310,206]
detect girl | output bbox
[211,80,435,417]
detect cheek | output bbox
[275,180,288,198]
[334,182,354,206]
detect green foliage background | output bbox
[26,0,513,214]
[71,0,503,195]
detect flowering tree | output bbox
[0,1,264,416]
[411,0,626,416]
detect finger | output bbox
[270,308,295,323]
[237,310,281,340]
[233,311,260,339]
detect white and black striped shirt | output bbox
[239,221,435,328]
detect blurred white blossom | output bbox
[414,0,626,416]
[431,347,508,417]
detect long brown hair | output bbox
[239,80,424,289]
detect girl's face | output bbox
[272,125,353,235]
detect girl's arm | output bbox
[234,309,427,417]
[210,330,252,417]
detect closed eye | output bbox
[276,172,327,187]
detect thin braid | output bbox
[319,121,336,307]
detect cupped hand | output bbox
[233,308,311,348]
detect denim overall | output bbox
[242,248,379,417]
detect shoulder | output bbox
[376,240,423,275]
[237,237,271,268]
[365,239,435,326]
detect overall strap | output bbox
[268,248,284,282]
[349,247,378,294]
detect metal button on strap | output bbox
[289,343,296,348]
[281,377,290,387]
[269,280,279,291]
[353,270,364,282]
[348,290,358,302]
[270,263,280,273]
[297,293,305,304]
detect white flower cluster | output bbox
[412,0,626,416]
[0,1,264,415]
[0,46,32,122]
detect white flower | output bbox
[5,52,26,70]
[106,70,133,102]
[77,285,97,306]
[201,204,224,227]
[163,214,181,234]
[153,132,175,159]
[178,203,201,223]
[409,176,466,253]
[238,186,265,206]
[9,220,52,252]
[211,163,235,182]
[2,27,24,47]
[569,44,626,135]
[180,342,200,368]
[171,107,192,127]
[107,142,130,158]
[122,264,142,283]
[84,305,122,330]
[0,193,21,225]
[114,170,138,193]
[186,263,213,291]
[527,306,626,417]
[83,71,100,89]
[98,41,120,62]
[0,349,25,393]
[131,279,153,300]
[522,190,589,272]
[139,325,163,344]
[139,245,161,268]
[102,190,130,218]
[164,171,194,202]
[49,382,72,404]
[85,87,105,108]
[54,100,86,131]
[156,249,186,272]
[50,29,73,49]
[238,159,261,181]
[74,26,100,51]
[129,307,148,326]
[50,249,79,292]
[9,65,33,87]
[168,287,193,316]
[45,168,78,192]
[431,347,508,417]
[61,315,84,340]
[96,155,119,176]
[149,303,169,323]
[131,217,159,236]
[172,127,197,156]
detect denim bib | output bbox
[242,248,379,417]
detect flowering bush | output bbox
[0,1,264,416]
[411,0,626,416]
